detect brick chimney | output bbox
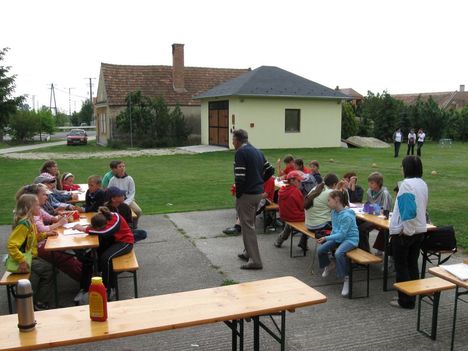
[172,43,186,93]
[460,84,465,92]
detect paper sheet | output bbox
[441,263,468,281]
[63,229,86,236]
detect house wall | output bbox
[201,97,342,150]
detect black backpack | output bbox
[420,225,457,265]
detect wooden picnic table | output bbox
[45,212,98,307]
[429,266,468,350]
[354,207,436,291]
[0,276,327,351]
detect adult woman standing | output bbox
[406,129,416,155]
[393,128,403,158]
[389,156,428,309]
[416,128,426,157]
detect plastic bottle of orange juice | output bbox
[88,277,108,322]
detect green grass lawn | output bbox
[1,142,466,250]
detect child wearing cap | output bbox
[105,186,147,242]
[61,173,81,191]
[274,171,305,248]
[78,175,106,213]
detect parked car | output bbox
[67,129,88,145]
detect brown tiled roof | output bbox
[393,91,468,109]
[338,88,363,99]
[99,63,249,106]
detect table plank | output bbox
[44,212,98,251]
[428,267,468,289]
[0,276,326,351]
[355,211,436,231]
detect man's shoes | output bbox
[274,241,282,248]
[237,253,249,261]
[389,300,401,308]
[240,262,263,270]
[223,226,241,235]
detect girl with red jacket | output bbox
[74,207,134,298]
[274,171,305,248]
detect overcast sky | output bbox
[2,0,467,113]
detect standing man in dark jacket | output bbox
[233,129,274,269]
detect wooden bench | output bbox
[285,221,316,258]
[346,248,382,299]
[0,271,31,314]
[0,276,327,351]
[394,277,456,340]
[263,202,279,233]
[112,249,139,300]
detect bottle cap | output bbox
[91,277,103,284]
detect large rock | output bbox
[345,136,390,148]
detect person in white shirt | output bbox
[406,129,416,155]
[393,128,403,158]
[389,156,428,309]
[416,128,426,157]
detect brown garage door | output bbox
[208,100,229,147]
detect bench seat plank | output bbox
[286,222,315,239]
[112,250,139,272]
[0,276,326,351]
[394,277,456,296]
[346,248,382,265]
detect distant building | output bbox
[393,85,468,110]
[194,66,350,149]
[338,88,363,107]
[95,44,248,146]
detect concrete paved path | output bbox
[0,136,96,154]
[0,210,466,350]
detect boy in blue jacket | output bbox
[317,190,359,297]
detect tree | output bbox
[70,111,80,126]
[170,104,192,145]
[8,108,55,142]
[78,99,93,125]
[116,91,191,147]
[341,102,357,139]
[420,96,446,140]
[0,48,24,140]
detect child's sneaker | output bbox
[341,276,350,297]
[321,261,336,278]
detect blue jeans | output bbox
[318,240,356,279]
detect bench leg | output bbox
[348,260,353,299]
[417,292,441,340]
[133,271,138,298]
[253,316,260,351]
[6,286,13,314]
[115,273,120,301]
[366,264,370,298]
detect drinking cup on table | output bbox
[383,209,390,219]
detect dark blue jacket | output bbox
[234,143,274,198]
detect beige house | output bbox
[194,66,349,149]
[94,44,248,146]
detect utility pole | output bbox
[32,95,36,111]
[49,83,58,116]
[85,77,96,124]
[68,88,74,116]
